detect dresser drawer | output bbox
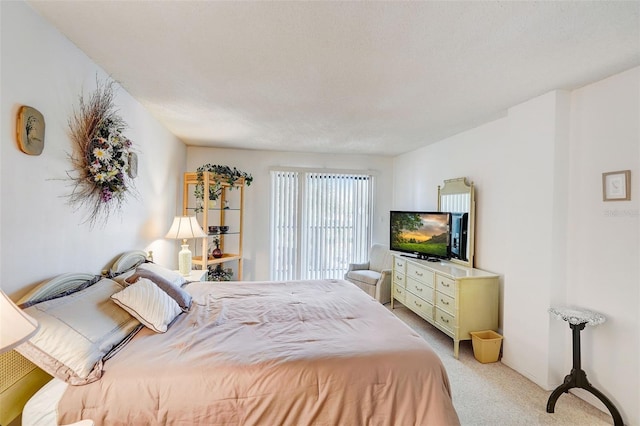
[435,274,455,297]
[393,285,406,303]
[435,307,455,335]
[435,291,455,316]
[393,271,406,288]
[393,257,406,272]
[407,263,434,286]
[406,277,433,304]
[406,291,433,319]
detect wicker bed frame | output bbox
[0,351,51,425]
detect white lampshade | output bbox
[165,216,207,242]
[0,290,39,354]
[165,216,207,276]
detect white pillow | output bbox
[137,263,186,287]
[17,278,140,385]
[111,278,182,333]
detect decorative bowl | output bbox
[219,226,229,234]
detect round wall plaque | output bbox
[17,106,45,155]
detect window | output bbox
[270,169,373,280]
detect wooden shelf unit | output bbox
[182,171,245,280]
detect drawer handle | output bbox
[414,300,422,308]
[440,281,450,287]
[440,298,449,305]
[440,316,449,323]
[396,262,403,267]
[415,271,423,277]
[415,286,423,292]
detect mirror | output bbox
[438,177,475,268]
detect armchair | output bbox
[344,244,392,304]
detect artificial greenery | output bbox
[208,264,233,281]
[194,164,253,212]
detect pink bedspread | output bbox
[58,279,460,425]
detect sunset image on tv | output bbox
[390,212,450,257]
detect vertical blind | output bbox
[270,169,373,281]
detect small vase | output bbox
[212,243,223,259]
[208,199,217,210]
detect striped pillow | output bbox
[111,278,182,333]
[125,268,192,311]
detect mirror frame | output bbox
[438,177,475,268]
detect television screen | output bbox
[390,211,451,260]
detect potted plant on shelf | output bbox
[194,164,253,213]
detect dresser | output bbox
[391,254,499,358]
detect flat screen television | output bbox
[390,211,452,260]
[450,212,468,261]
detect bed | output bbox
[16,253,460,425]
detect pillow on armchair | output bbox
[344,244,392,304]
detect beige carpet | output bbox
[390,305,613,426]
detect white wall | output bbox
[186,147,393,281]
[501,91,571,387]
[0,2,186,299]
[565,67,639,421]
[393,67,639,424]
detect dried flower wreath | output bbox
[67,79,137,227]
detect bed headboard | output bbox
[107,250,149,277]
[0,350,51,426]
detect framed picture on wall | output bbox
[602,170,631,201]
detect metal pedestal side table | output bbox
[547,307,623,426]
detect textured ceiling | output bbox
[27,1,640,156]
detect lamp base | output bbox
[178,244,192,276]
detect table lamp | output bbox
[1,290,39,354]
[165,216,207,276]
